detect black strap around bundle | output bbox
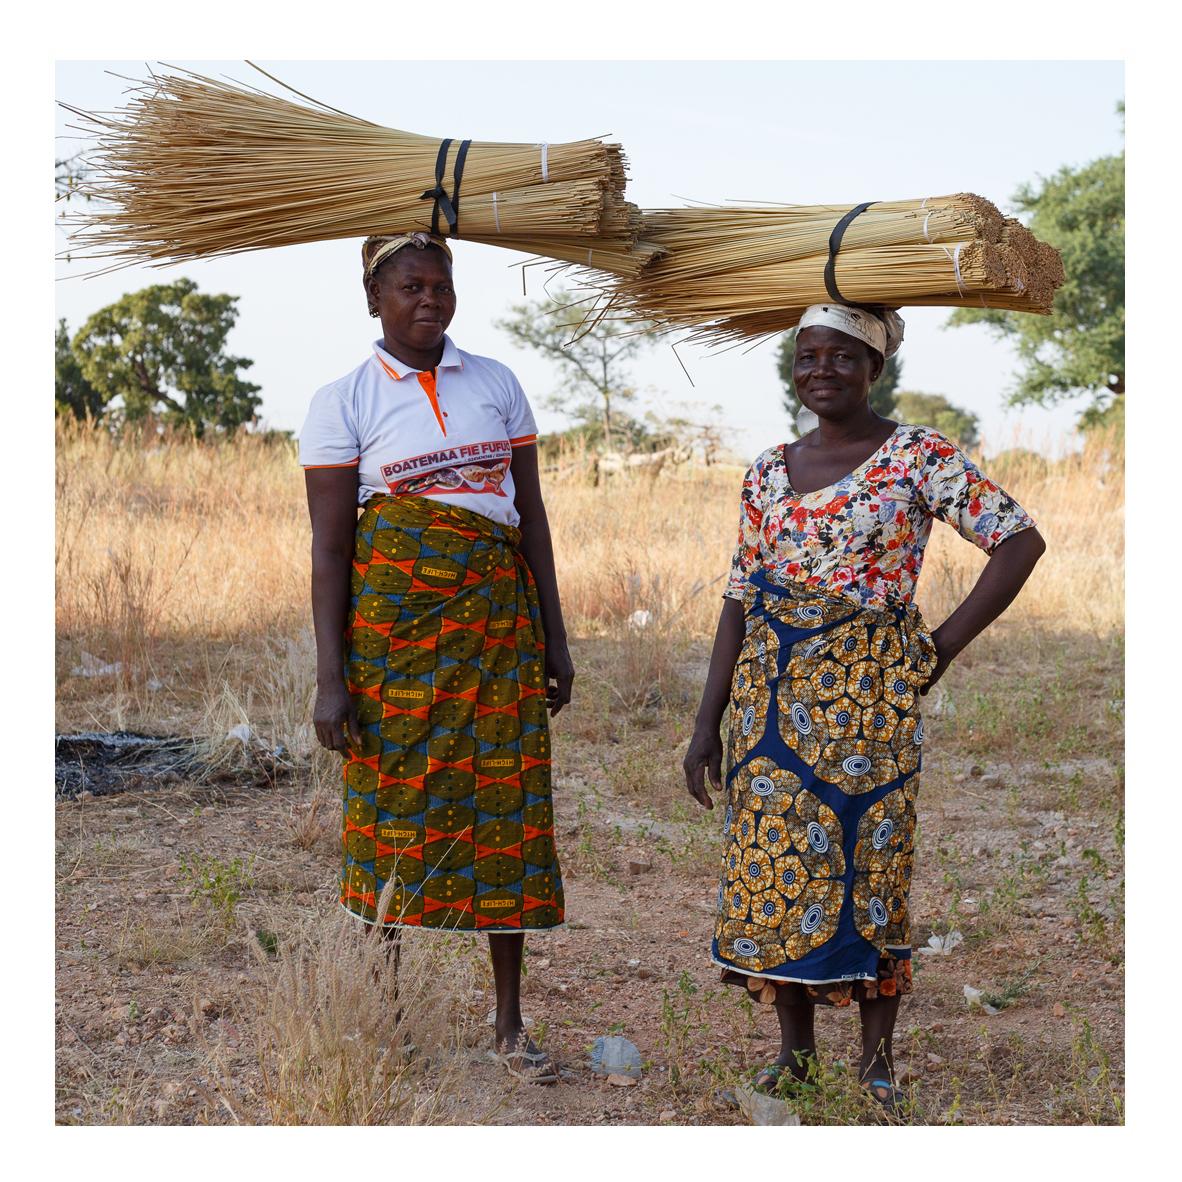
[420,137,472,237]
[823,201,878,305]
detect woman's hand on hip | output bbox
[919,626,961,696]
[545,640,575,716]
[683,726,722,811]
[314,680,361,754]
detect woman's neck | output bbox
[813,407,890,447]
[381,336,445,373]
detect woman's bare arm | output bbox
[683,597,746,810]
[925,527,1047,692]
[510,444,574,715]
[305,466,362,752]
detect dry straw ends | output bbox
[588,195,1065,345]
[58,64,654,277]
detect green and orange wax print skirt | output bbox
[713,570,936,1007]
[339,494,564,931]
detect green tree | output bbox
[893,391,980,450]
[776,326,902,423]
[948,110,1124,428]
[495,288,657,451]
[55,319,106,421]
[70,279,262,434]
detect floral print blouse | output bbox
[724,424,1035,611]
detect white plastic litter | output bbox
[71,652,123,678]
[736,1085,803,1126]
[917,930,964,956]
[963,985,1000,1015]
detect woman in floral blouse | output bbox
[683,303,1045,1119]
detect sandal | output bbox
[488,1037,559,1085]
[751,1063,817,1097]
[864,1077,909,1122]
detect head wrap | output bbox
[362,231,453,283]
[798,303,905,360]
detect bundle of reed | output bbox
[591,194,1063,345]
[59,65,653,274]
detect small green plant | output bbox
[979,961,1041,1011]
[255,928,279,958]
[659,970,707,1089]
[1070,874,1108,942]
[178,852,255,923]
[127,999,140,1021]
[1067,1019,1124,1124]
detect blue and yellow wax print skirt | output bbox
[713,570,936,1004]
[339,494,564,931]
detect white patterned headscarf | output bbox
[798,304,905,359]
[362,231,453,282]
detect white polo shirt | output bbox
[299,336,538,527]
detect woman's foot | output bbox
[491,1030,559,1085]
[863,1077,910,1122]
[751,1063,817,1097]
[751,1050,817,1096]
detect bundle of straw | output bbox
[587,194,1063,344]
[59,65,660,277]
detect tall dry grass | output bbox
[55,419,1123,744]
[243,904,495,1125]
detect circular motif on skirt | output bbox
[800,903,825,934]
[741,847,773,888]
[842,754,872,777]
[756,813,792,858]
[782,879,845,960]
[751,889,787,928]
[733,936,759,957]
[735,808,758,848]
[772,853,807,902]
[741,705,756,735]
[792,636,829,666]
[818,738,899,794]
[732,758,801,815]
[914,718,925,745]
[725,880,752,920]
[795,604,824,622]
[873,819,895,849]
[791,702,812,734]
[869,896,888,926]
[806,821,829,853]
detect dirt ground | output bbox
[54,628,1124,1127]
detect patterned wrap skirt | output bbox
[713,570,936,1006]
[339,494,564,931]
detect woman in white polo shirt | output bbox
[300,232,573,1084]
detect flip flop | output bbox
[751,1063,818,1097]
[488,1038,559,1085]
[864,1077,910,1122]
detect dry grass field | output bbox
[54,422,1124,1125]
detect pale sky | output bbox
[54,60,1124,458]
